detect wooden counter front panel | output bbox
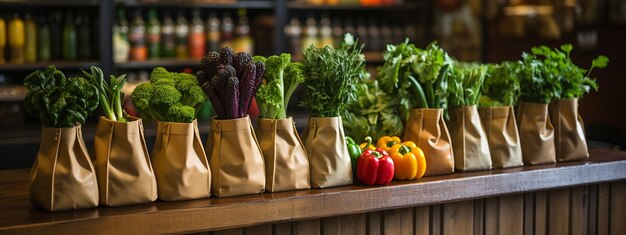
[207,181,626,235]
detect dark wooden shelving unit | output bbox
[0,0,98,6]
[115,0,275,9]
[287,1,424,11]
[115,58,200,69]
[0,61,101,72]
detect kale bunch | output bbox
[23,66,99,127]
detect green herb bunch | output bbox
[299,34,367,117]
[479,62,521,107]
[23,66,100,127]
[447,62,488,107]
[377,41,453,121]
[342,80,404,142]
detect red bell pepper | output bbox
[356,148,395,185]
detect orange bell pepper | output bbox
[376,136,401,152]
[389,141,426,180]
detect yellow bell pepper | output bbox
[359,136,376,151]
[377,136,401,152]
[389,141,427,180]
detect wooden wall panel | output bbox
[535,191,548,235]
[570,186,589,235]
[383,208,413,235]
[367,211,382,235]
[201,182,625,235]
[610,181,626,235]
[549,188,570,235]
[443,201,473,235]
[499,194,524,235]
[597,184,610,235]
[293,219,320,235]
[274,222,292,235]
[414,206,430,235]
[484,198,499,235]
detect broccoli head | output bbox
[130,67,206,123]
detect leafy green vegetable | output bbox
[479,62,521,107]
[299,34,367,117]
[23,66,100,127]
[377,40,453,121]
[131,67,207,123]
[447,62,488,107]
[519,44,608,103]
[342,80,404,142]
[82,66,128,122]
[253,53,304,119]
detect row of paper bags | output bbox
[29,114,354,211]
[404,99,589,176]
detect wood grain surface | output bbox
[0,149,625,234]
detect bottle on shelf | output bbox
[146,8,161,59]
[8,13,25,63]
[284,18,302,55]
[220,12,234,48]
[318,14,333,48]
[356,17,368,51]
[174,10,189,59]
[0,15,6,63]
[50,12,62,60]
[129,9,147,61]
[206,12,221,53]
[113,8,130,63]
[189,9,205,58]
[380,20,392,49]
[331,18,343,48]
[62,10,77,60]
[232,9,253,54]
[37,13,51,61]
[302,14,318,51]
[24,13,37,63]
[161,11,175,58]
[77,12,91,60]
[368,19,381,52]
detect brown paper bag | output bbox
[517,102,556,165]
[30,125,99,211]
[303,117,352,188]
[152,120,211,201]
[549,98,589,162]
[403,108,454,176]
[448,106,492,171]
[207,116,265,197]
[479,106,523,168]
[257,117,310,192]
[94,116,157,207]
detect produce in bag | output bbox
[300,34,366,188]
[478,62,523,168]
[24,66,99,211]
[532,45,608,162]
[447,62,492,171]
[198,47,266,197]
[252,53,310,192]
[131,67,210,201]
[516,51,559,165]
[378,41,455,176]
[84,66,157,206]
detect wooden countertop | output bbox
[1,149,626,234]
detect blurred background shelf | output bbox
[115,59,201,69]
[0,0,97,6]
[115,0,275,9]
[0,86,27,102]
[0,61,101,72]
[286,2,423,11]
